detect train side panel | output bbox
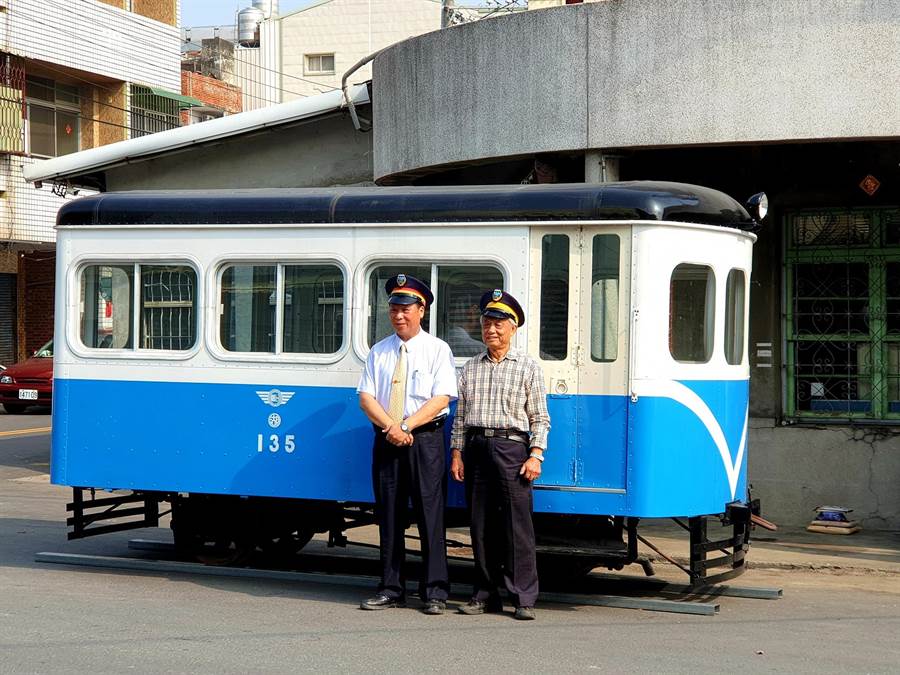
[628,224,753,517]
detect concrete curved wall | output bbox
[373,0,900,182]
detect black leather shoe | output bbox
[422,599,446,615]
[458,598,503,615]
[514,606,536,620]
[360,594,405,610]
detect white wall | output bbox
[0,0,180,91]
[278,0,441,100]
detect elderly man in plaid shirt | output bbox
[450,289,550,621]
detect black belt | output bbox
[468,427,529,445]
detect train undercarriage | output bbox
[65,487,756,586]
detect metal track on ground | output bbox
[126,538,783,601]
[35,550,721,616]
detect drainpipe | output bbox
[341,47,386,132]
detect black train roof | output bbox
[57,182,755,229]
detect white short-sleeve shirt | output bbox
[357,330,458,419]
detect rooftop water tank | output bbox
[238,6,264,46]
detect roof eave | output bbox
[23,84,370,186]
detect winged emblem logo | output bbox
[256,389,295,408]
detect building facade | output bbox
[371,0,900,529]
[231,0,445,111]
[0,0,181,363]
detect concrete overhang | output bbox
[23,84,371,190]
[372,1,900,183]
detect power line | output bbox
[184,39,342,93]
[19,5,300,103]
[38,0,316,101]
[37,57,280,113]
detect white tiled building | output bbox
[235,0,447,110]
[0,0,181,363]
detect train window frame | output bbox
[724,268,748,366]
[538,233,571,362]
[357,257,508,363]
[70,258,202,360]
[210,256,351,365]
[589,233,621,363]
[669,263,716,364]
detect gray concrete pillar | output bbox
[585,151,620,183]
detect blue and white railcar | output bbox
[52,183,759,582]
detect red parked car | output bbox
[0,339,53,413]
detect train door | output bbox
[528,225,630,490]
[575,227,630,490]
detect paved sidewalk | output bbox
[637,521,900,575]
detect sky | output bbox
[181,0,317,27]
[180,0,506,28]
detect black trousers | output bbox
[464,434,539,608]
[372,427,449,601]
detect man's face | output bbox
[390,302,425,339]
[481,316,516,351]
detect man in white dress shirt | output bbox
[357,273,458,615]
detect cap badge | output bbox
[397,274,407,287]
[492,289,503,301]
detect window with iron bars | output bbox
[129,84,179,138]
[141,266,196,350]
[784,207,900,421]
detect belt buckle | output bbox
[483,428,495,437]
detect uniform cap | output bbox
[479,289,525,327]
[384,274,434,307]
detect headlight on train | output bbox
[1,375,12,384]
[746,192,768,221]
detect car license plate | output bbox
[18,389,38,400]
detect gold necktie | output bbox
[387,343,408,423]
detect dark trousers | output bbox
[465,434,539,608]
[372,428,449,601]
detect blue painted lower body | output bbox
[51,378,747,518]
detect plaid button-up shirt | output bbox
[450,348,551,451]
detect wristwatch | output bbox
[400,421,410,433]
[529,452,544,463]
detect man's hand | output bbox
[519,456,542,482]
[384,424,412,447]
[450,450,464,482]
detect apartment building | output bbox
[0,0,180,364]
[233,0,448,111]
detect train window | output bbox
[669,264,715,363]
[220,265,276,353]
[725,269,746,365]
[540,234,569,360]
[139,265,197,350]
[282,264,344,354]
[366,264,503,352]
[438,265,503,357]
[590,234,620,362]
[80,265,134,349]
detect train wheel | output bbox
[174,528,254,566]
[537,553,601,581]
[258,528,315,566]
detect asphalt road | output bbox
[1,413,899,674]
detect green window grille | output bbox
[784,207,900,421]
[129,84,180,138]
